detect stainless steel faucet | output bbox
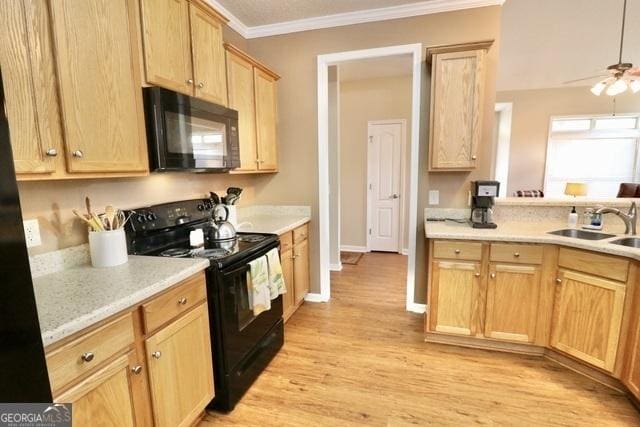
[595,202,637,235]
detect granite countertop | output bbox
[237,215,310,235]
[34,256,209,347]
[424,219,640,260]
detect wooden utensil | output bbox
[105,205,116,230]
[85,196,92,218]
[73,209,94,228]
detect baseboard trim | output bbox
[425,332,546,356]
[340,245,368,253]
[407,303,426,314]
[304,293,328,303]
[330,262,343,271]
[400,248,409,256]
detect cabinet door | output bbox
[145,303,214,427]
[625,314,640,399]
[0,0,60,174]
[190,4,227,105]
[293,239,310,305]
[254,68,278,171]
[429,50,484,170]
[139,0,193,95]
[227,51,258,171]
[429,260,481,336]
[550,270,626,372]
[55,353,137,427]
[49,0,148,173]
[281,248,296,321]
[484,264,541,343]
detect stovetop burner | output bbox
[200,248,233,259]
[238,234,266,243]
[160,248,192,258]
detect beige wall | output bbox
[339,75,412,250]
[496,87,640,195]
[245,7,502,298]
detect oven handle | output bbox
[221,263,251,279]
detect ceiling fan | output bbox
[564,0,640,96]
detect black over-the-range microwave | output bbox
[143,87,241,172]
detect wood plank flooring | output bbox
[201,252,640,426]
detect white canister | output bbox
[88,228,128,268]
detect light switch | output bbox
[428,190,439,205]
[24,219,42,248]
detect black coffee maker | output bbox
[470,180,500,229]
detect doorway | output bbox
[367,120,407,253]
[316,44,423,312]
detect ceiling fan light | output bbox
[631,80,640,93]
[606,78,628,96]
[591,81,607,96]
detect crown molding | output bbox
[207,0,505,40]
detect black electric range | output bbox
[124,198,284,412]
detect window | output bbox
[544,115,640,198]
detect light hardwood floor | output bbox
[202,252,640,426]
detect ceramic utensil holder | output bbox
[89,228,128,268]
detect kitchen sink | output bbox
[548,229,616,240]
[610,237,640,248]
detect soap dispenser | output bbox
[568,206,578,228]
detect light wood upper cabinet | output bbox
[485,264,541,343]
[550,270,626,372]
[427,41,492,171]
[49,0,148,173]
[226,50,258,171]
[190,3,227,105]
[139,0,228,104]
[139,0,193,95]
[225,44,280,173]
[293,237,310,305]
[0,0,61,174]
[145,303,214,427]
[254,68,278,171]
[429,260,481,336]
[55,353,137,427]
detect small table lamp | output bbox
[564,182,587,227]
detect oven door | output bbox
[211,252,283,373]
[145,87,239,171]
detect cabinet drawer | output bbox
[490,243,543,265]
[558,248,629,282]
[142,272,207,334]
[293,223,309,244]
[46,313,134,393]
[280,231,293,253]
[433,240,482,261]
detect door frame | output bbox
[315,43,423,313]
[366,119,407,254]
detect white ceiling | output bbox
[339,55,413,82]
[498,0,640,91]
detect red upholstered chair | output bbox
[617,183,640,198]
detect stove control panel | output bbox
[125,198,214,233]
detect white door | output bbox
[368,122,403,252]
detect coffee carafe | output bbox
[470,180,500,229]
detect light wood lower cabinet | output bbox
[550,270,626,372]
[281,223,310,321]
[485,263,541,343]
[48,272,212,427]
[429,260,480,336]
[146,303,214,427]
[56,353,138,426]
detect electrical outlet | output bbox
[428,190,439,205]
[23,219,42,248]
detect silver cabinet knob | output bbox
[556,278,563,284]
[81,352,95,362]
[474,272,480,277]
[178,297,188,305]
[514,252,520,258]
[131,365,143,375]
[454,249,461,254]
[490,273,496,279]
[471,155,477,160]
[45,148,58,157]
[389,194,399,199]
[197,82,204,88]
[72,150,83,158]
[186,79,194,85]
[151,351,161,359]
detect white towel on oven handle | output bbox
[248,255,271,316]
[266,248,286,299]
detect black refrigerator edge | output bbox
[0,69,52,401]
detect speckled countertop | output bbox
[237,215,310,235]
[424,219,640,260]
[34,256,209,347]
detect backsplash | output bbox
[18,172,271,255]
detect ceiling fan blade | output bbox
[562,74,608,84]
